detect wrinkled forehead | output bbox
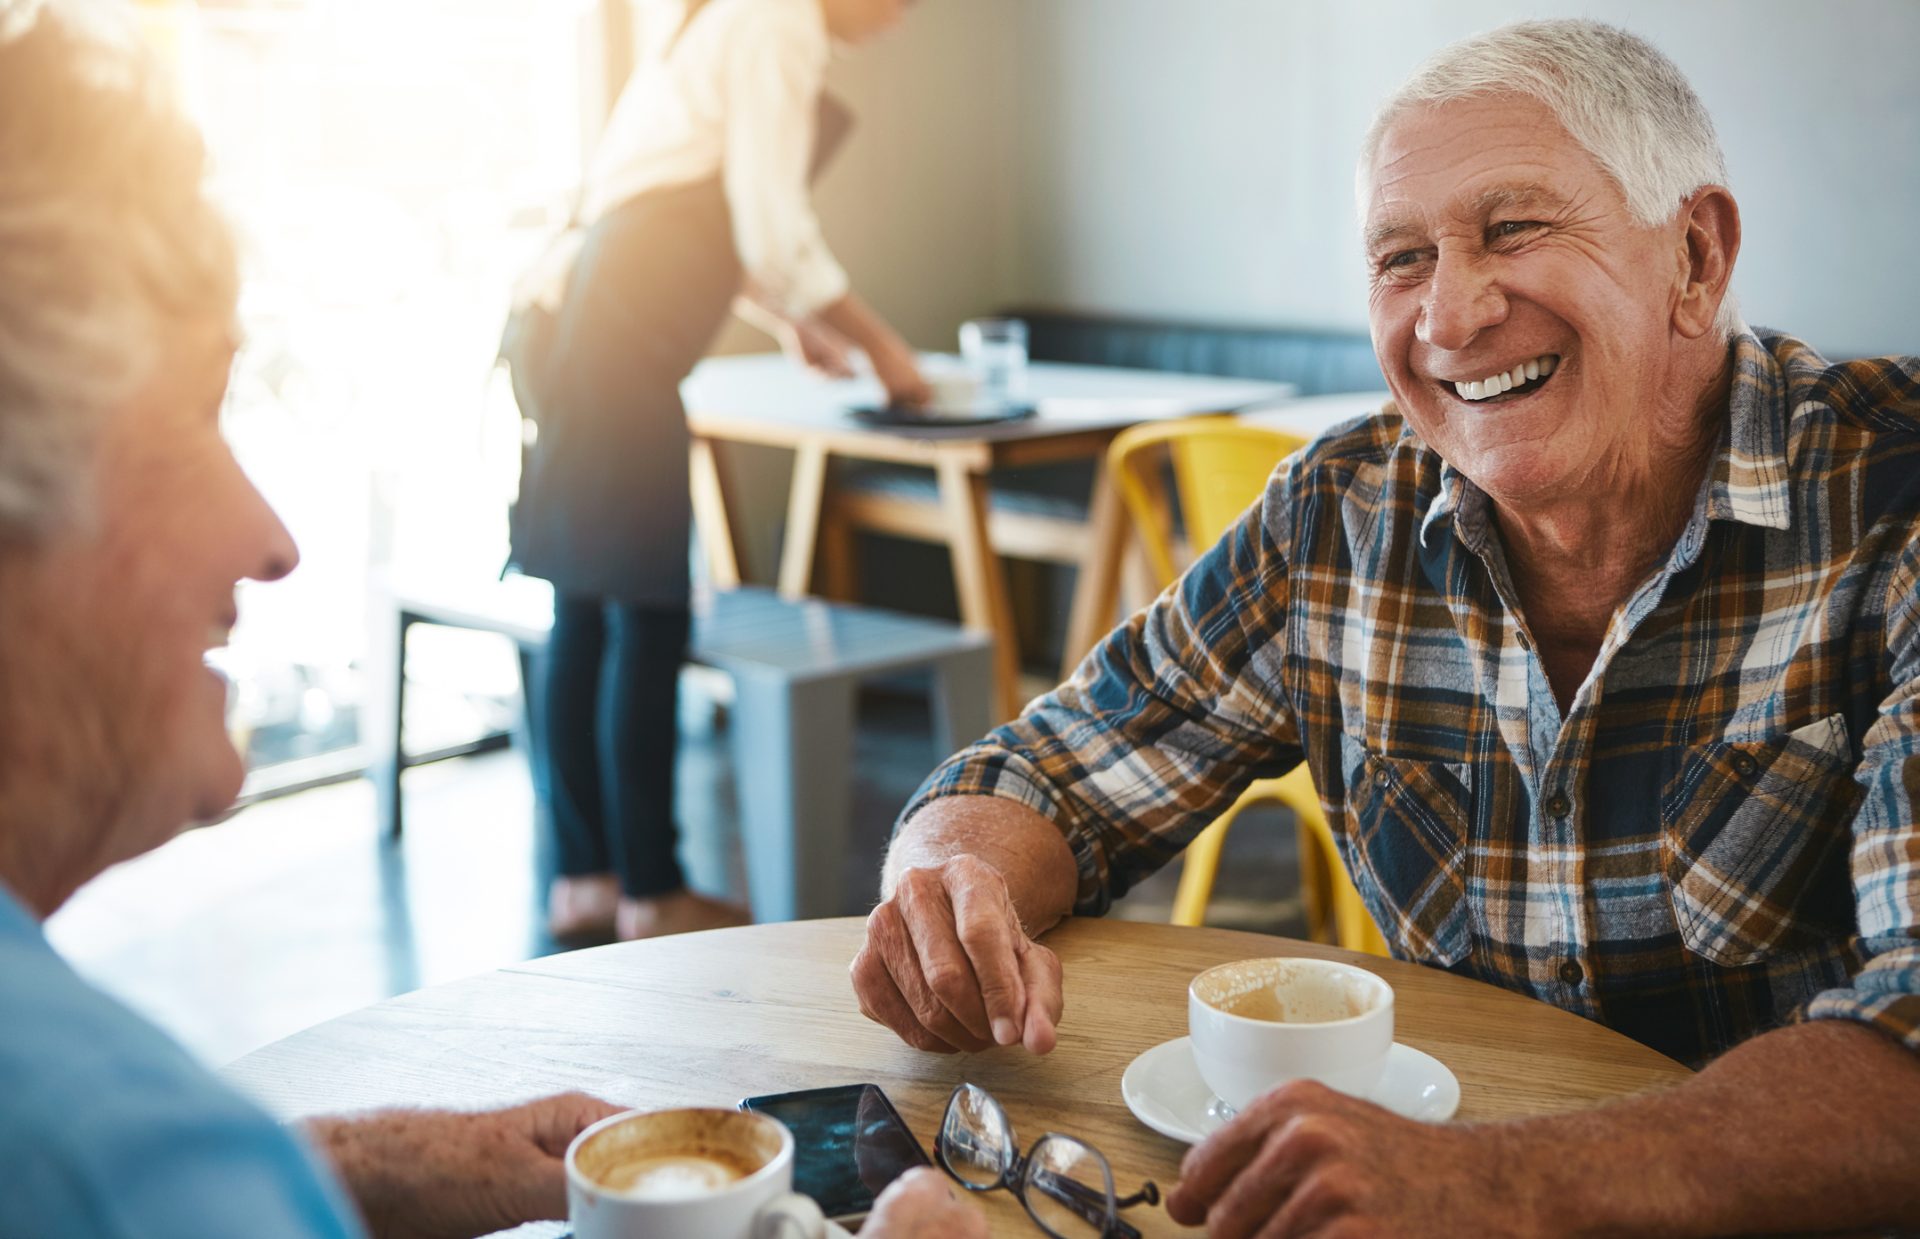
[1357,94,1606,233]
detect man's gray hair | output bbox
[1359,19,1739,334]
[0,2,237,540]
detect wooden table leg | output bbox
[689,436,743,590]
[777,441,830,600]
[1060,453,1129,680]
[936,455,1023,722]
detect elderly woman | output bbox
[0,8,979,1237]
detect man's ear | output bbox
[1672,185,1741,340]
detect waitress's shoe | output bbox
[616,890,750,940]
[547,873,620,945]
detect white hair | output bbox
[1359,19,1738,334]
[0,2,237,540]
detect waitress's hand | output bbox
[870,337,932,407]
[777,316,858,380]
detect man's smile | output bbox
[1442,352,1561,403]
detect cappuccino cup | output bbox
[567,1107,847,1239]
[1189,957,1394,1111]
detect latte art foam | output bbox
[596,1150,757,1199]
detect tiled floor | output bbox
[48,683,1305,1068]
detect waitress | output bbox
[513,0,927,942]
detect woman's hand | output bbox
[776,316,858,380]
[865,1167,988,1238]
[868,336,932,407]
[306,1092,625,1239]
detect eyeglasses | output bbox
[934,1082,1160,1239]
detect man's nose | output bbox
[1417,251,1507,352]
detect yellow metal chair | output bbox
[1108,417,1389,956]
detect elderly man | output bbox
[0,7,984,1238]
[852,18,1920,1236]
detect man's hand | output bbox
[864,1167,988,1238]
[306,1092,624,1239]
[1165,1081,1543,1239]
[851,854,1063,1055]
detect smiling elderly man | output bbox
[850,18,1920,1236]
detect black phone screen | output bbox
[739,1083,931,1221]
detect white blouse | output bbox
[581,0,850,319]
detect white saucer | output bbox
[1121,1037,1460,1144]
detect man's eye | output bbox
[1490,220,1543,240]
[1383,250,1425,270]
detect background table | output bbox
[682,356,1293,720]
[226,918,1691,1237]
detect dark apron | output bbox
[508,177,741,606]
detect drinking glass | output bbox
[958,317,1029,406]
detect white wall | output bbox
[1004,0,1920,358]
[711,0,1918,580]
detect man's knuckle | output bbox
[920,958,974,1000]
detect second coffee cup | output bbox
[1188,956,1394,1111]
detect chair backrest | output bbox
[1108,417,1306,588]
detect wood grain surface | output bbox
[225,917,1692,1237]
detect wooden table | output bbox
[682,356,1293,721]
[224,918,1691,1238]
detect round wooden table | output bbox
[225,917,1691,1237]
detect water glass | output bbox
[959,317,1029,407]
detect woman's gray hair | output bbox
[0,2,238,539]
[1359,19,1739,333]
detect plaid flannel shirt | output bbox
[905,330,1920,1068]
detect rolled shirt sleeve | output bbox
[719,17,848,320]
[1806,535,1920,1054]
[901,466,1309,915]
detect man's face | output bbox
[1362,95,1693,505]
[0,315,297,875]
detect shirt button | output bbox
[1731,752,1758,777]
[1558,959,1584,985]
[1545,791,1571,818]
[1374,767,1390,788]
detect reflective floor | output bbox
[48,684,1303,1067]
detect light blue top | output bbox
[0,881,366,1239]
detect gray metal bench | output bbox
[367,576,994,922]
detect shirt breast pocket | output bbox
[1344,751,1474,967]
[1661,713,1859,968]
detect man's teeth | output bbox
[1453,354,1556,401]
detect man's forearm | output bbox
[884,796,1079,938]
[1520,1020,1920,1236]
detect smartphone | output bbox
[739,1083,932,1226]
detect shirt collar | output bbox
[1418,327,1794,550]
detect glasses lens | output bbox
[1021,1134,1117,1239]
[940,1083,1015,1190]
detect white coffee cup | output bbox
[924,371,980,411]
[567,1107,848,1239]
[1189,957,1395,1111]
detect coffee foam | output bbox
[1195,959,1382,1024]
[596,1150,756,1199]
[574,1108,780,1201]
